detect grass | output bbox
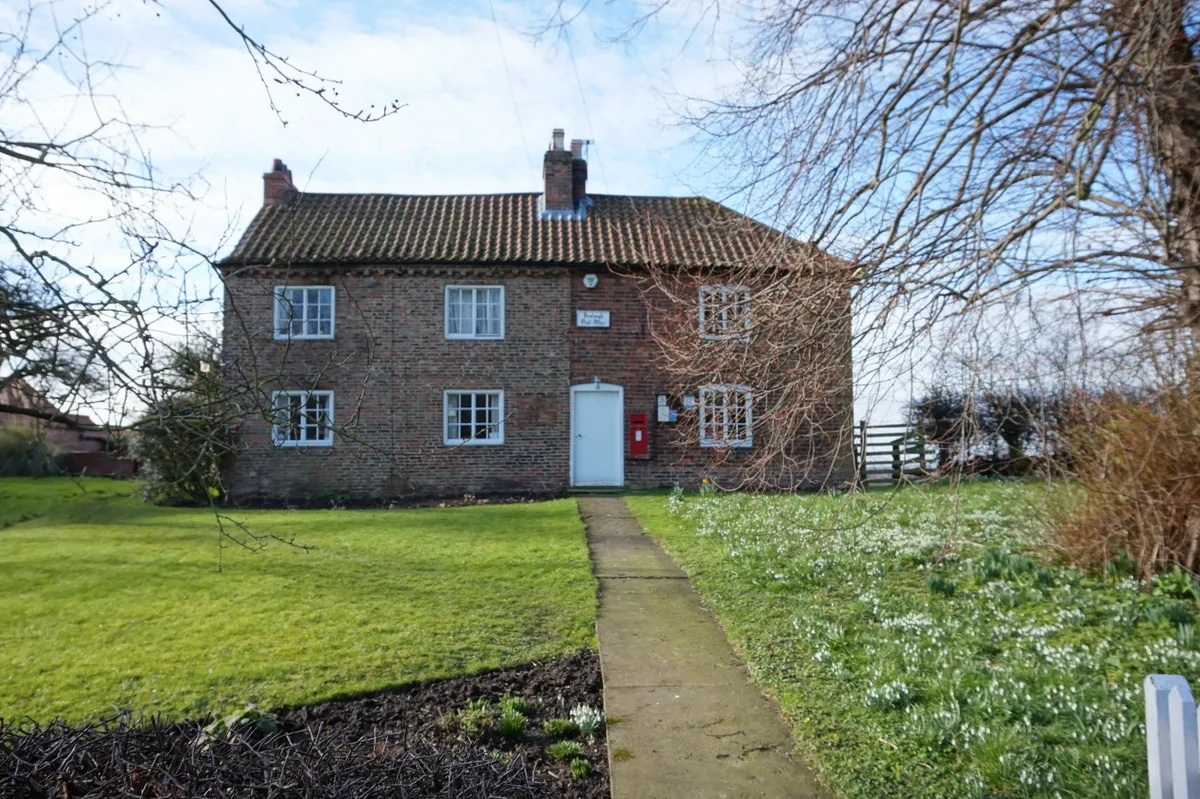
[627,480,1200,799]
[0,478,596,724]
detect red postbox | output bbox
[629,413,649,457]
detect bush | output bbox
[456,701,493,740]
[0,422,62,476]
[131,396,235,505]
[129,337,234,506]
[909,386,1077,475]
[926,574,956,597]
[500,695,534,716]
[1054,385,1200,577]
[497,707,526,740]
[546,740,582,761]
[198,705,280,748]
[541,718,578,738]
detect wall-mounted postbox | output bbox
[629,413,649,457]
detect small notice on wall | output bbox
[576,310,611,328]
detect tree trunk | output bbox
[1137,0,1200,335]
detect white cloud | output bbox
[6,0,929,428]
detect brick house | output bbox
[218,129,853,502]
[0,379,133,477]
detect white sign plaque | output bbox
[576,310,611,328]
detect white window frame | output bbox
[443,389,505,446]
[698,385,753,448]
[273,285,336,341]
[444,285,505,340]
[270,390,335,447]
[698,285,752,341]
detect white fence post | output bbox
[1146,674,1200,799]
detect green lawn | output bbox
[628,482,1200,799]
[0,478,596,724]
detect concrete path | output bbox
[577,496,828,799]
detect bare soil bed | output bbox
[2,650,607,798]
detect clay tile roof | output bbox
[220,192,802,269]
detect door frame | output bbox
[569,382,625,487]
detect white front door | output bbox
[571,384,624,487]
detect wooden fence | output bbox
[1146,674,1200,797]
[854,421,929,487]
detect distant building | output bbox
[0,379,131,476]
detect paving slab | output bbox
[577,496,828,799]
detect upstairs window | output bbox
[444,390,504,445]
[445,286,504,340]
[274,286,334,340]
[271,390,334,447]
[699,285,751,341]
[699,385,752,448]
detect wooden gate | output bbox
[854,422,929,487]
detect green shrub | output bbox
[926,574,956,597]
[1106,550,1136,579]
[547,740,582,761]
[130,336,234,506]
[1153,567,1200,601]
[457,701,493,740]
[198,704,279,747]
[568,757,593,779]
[132,394,234,506]
[500,694,534,716]
[497,706,526,739]
[542,718,578,737]
[0,423,62,477]
[973,548,1033,582]
[1146,600,1195,627]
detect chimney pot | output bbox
[552,128,565,150]
[570,139,584,159]
[263,158,296,207]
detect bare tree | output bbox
[0,0,404,549]
[1,0,403,417]
[541,0,1200,489]
[631,239,856,489]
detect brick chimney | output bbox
[570,139,587,206]
[543,129,574,211]
[263,159,296,207]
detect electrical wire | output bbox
[487,0,533,170]
[563,27,608,191]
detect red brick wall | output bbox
[567,272,852,490]
[220,264,852,502]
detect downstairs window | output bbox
[699,385,752,448]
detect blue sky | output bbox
[115,0,730,212]
[4,0,924,424]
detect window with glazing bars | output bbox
[699,385,752,447]
[698,285,751,341]
[271,391,334,446]
[274,286,334,339]
[444,390,504,445]
[445,286,504,339]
